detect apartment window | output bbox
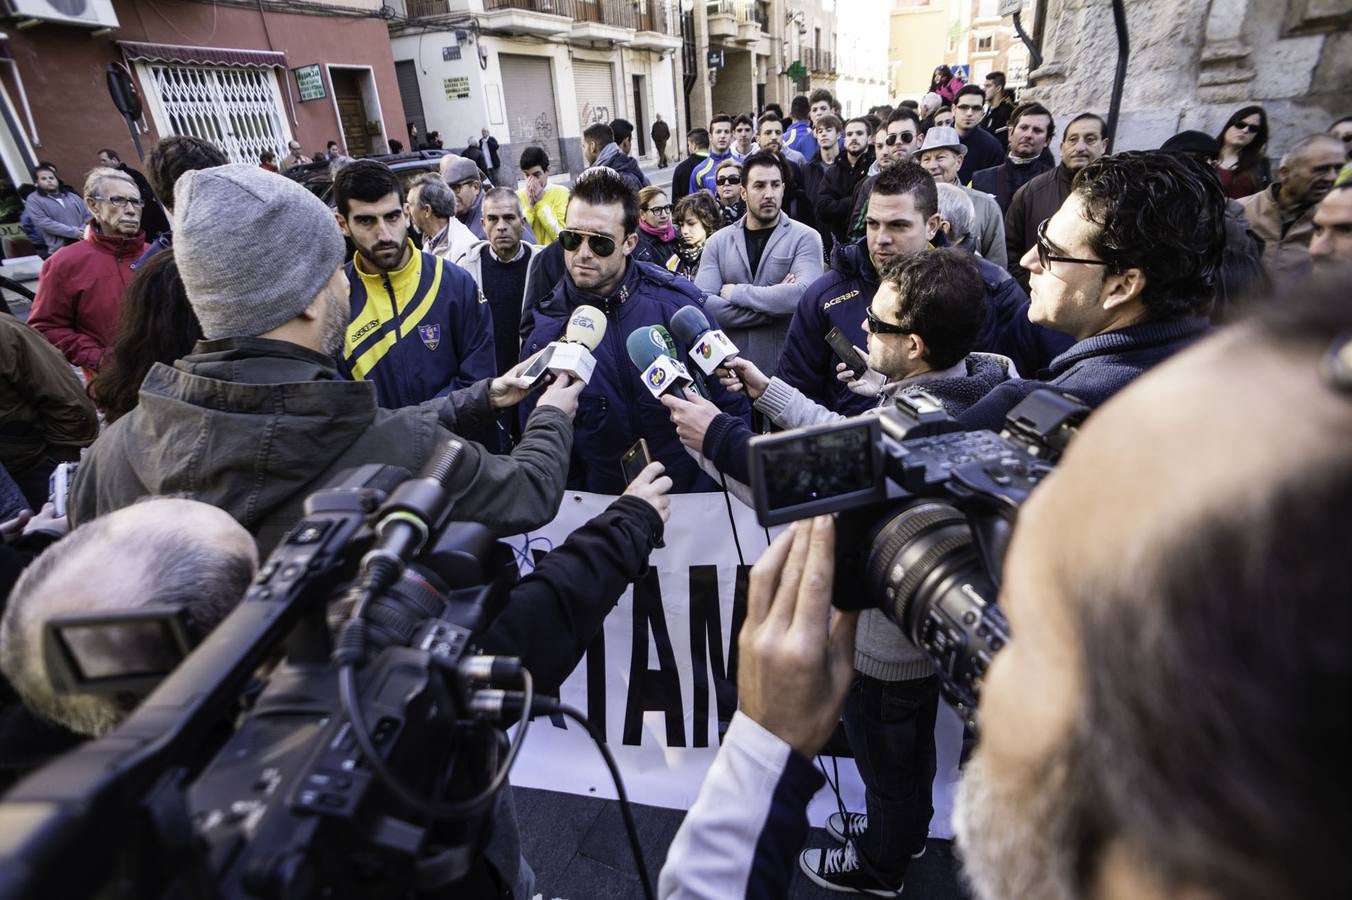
[976,34,994,52]
[139,63,290,164]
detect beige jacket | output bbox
[1238,184,1315,285]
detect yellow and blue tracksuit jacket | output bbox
[340,241,496,408]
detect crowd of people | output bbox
[0,69,1349,899]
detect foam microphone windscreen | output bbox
[625,326,668,372]
[668,305,712,353]
[564,305,607,351]
[652,324,679,359]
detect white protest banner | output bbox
[504,491,866,822]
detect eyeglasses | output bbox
[1231,121,1261,134]
[558,228,618,257]
[643,204,673,215]
[715,175,742,186]
[1035,218,1111,270]
[865,307,909,336]
[94,195,144,208]
[883,132,915,146]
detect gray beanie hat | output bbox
[174,164,347,340]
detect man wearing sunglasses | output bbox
[519,168,750,495]
[952,84,1006,185]
[957,152,1223,432]
[847,108,923,242]
[29,167,146,380]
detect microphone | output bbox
[525,304,606,386]
[653,322,708,399]
[626,326,694,399]
[668,305,740,376]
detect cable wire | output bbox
[535,700,656,900]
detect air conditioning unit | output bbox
[6,0,119,28]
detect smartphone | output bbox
[519,346,558,395]
[48,462,78,519]
[620,438,652,485]
[826,327,868,375]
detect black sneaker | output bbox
[825,811,869,844]
[799,841,903,896]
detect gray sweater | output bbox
[695,213,824,375]
[24,190,90,254]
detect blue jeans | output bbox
[842,672,940,883]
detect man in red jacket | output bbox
[28,167,146,379]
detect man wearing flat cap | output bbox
[441,154,536,243]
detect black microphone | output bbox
[669,305,741,384]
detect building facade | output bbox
[834,0,890,117]
[889,0,965,101]
[1023,0,1349,156]
[387,0,683,186]
[0,0,405,256]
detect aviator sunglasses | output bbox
[559,229,618,257]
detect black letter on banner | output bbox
[720,565,751,743]
[622,567,686,747]
[585,629,606,737]
[688,565,737,748]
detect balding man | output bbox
[0,499,256,743]
[27,167,147,378]
[658,269,1352,900]
[1310,182,1352,268]
[1238,133,1345,284]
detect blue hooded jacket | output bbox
[521,260,751,494]
[776,236,1073,418]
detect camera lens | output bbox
[865,499,1003,712]
[363,565,450,654]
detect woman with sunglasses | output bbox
[1214,105,1271,199]
[634,186,679,267]
[712,157,747,227]
[668,192,722,280]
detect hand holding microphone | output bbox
[717,357,769,401]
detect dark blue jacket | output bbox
[521,260,752,494]
[339,246,496,409]
[957,317,1212,432]
[775,237,1072,418]
[131,232,172,271]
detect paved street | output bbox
[516,786,972,899]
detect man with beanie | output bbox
[333,160,497,411]
[68,163,585,559]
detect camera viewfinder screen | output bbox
[60,621,181,681]
[761,425,876,512]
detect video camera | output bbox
[747,389,1089,727]
[0,441,548,900]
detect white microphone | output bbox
[542,305,606,384]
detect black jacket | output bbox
[970,156,1054,213]
[1005,163,1077,290]
[817,148,874,243]
[651,120,670,143]
[670,153,706,204]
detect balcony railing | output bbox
[406,0,452,16]
[803,48,835,74]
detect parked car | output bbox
[287,149,453,207]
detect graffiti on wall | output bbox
[511,111,556,143]
[580,100,611,125]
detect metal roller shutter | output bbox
[574,60,616,127]
[500,54,559,146]
[395,60,426,141]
